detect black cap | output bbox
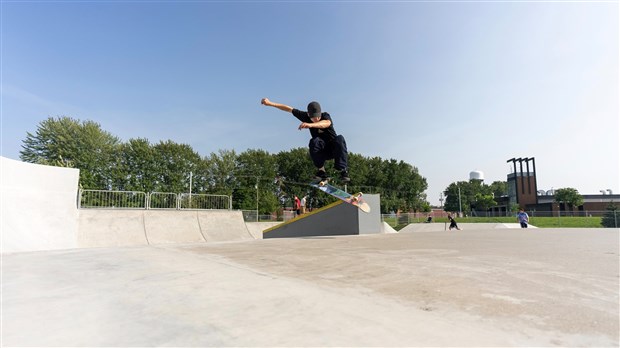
[307,101,321,118]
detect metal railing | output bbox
[241,210,296,222]
[179,193,231,210]
[149,192,179,209]
[79,190,231,210]
[79,190,148,209]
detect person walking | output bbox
[261,98,350,182]
[517,208,530,228]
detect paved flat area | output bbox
[2,228,619,347]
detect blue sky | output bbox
[2,0,618,206]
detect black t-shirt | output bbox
[292,109,338,142]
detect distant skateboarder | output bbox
[261,98,350,183]
[448,214,461,230]
[517,208,529,228]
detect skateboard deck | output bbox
[310,179,371,213]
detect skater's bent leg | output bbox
[309,137,327,169]
[332,135,348,171]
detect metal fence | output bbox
[179,193,231,210]
[79,190,148,209]
[149,192,179,209]
[79,190,231,210]
[241,210,296,222]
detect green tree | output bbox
[275,147,316,183]
[443,181,468,214]
[20,116,120,189]
[274,148,322,208]
[358,158,427,214]
[473,193,497,213]
[204,149,238,196]
[113,138,159,192]
[444,180,506,215]
[554,187,584,210]
[152,140,202,193]
[601,202,619,228]
[235,149,279,214]
[489,181,508,199]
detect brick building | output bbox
[490,157,618,217]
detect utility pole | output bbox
[458,185,462,217]
[189,171,193,207]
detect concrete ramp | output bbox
[197,210,254,242]
[145,211,206,244]
[381,222,398,234]
[264,201,355,238]
[78,209,254,248]
[264,194,382,239]
[245,222,280,239]
[78,210,148,248]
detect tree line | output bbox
[20,117,429,214]
[442,180,508,215]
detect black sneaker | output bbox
[315,169,328,180]
[340,169,351,183]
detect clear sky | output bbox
[2,0,618,206]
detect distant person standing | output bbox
[300,195,307,214]
[517,208,530,228]
[448,214,461,230]
[294,196,301,216]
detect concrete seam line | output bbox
[197,211,208,243]
[142,211,150,245]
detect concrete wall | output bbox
[1,157,256,252]
[358,194,381,234]
[1,157,80,253]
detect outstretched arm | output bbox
[261,98,293,113]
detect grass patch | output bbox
[383,216,605,228]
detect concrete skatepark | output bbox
[1,157,619,347]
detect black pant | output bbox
[308,135,348,171]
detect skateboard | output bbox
[310,178,371,213]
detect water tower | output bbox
[469,170,484,181]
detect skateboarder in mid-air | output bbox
[261,98,350,183]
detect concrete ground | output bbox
[2,228,619,347]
